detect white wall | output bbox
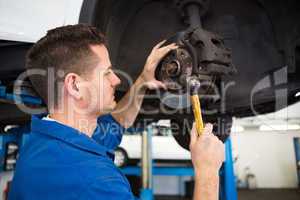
[231,131,300,188]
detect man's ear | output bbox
[64,73,82,100]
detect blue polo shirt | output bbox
[9,114,136,200]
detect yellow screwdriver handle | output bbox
[190,95,204,136]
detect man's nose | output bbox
[112,72,121,86]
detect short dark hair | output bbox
[26,24,106,106]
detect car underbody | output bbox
[0,0,300,149]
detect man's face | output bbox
[78,45,121,115]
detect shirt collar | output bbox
[42,114,57,122]
[31,115,112,157]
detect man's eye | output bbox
[105,70,112,75]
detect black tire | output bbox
[171,115,232,151]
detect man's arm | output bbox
[190,123,225,200]
[111,41,177,128]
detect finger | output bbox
[155,81,167,90]
[159,43,178,52]
[159,45,178,57]
[145,81,156,89]
[190,122,197,146]
[148,45,178,66]
[148,80,167,90]
[154,39,167,49]
[161,43,177,48]
[202,123,213,135]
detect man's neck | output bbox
[49,111,98,137]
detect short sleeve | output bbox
[81,178,137,200]
[92,114,125,150]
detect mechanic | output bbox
[9,24,224,200]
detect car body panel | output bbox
[120,133,191,161]
[0,0,83,42]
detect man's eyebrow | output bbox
[106,65,112,70]
[101,65,112,72]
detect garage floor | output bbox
[237,189,300,200]
[155,189,300,200]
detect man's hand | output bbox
[112,40,177,128]
[190,123,225,200]
[139,40,178,90]
[190,123,225,175]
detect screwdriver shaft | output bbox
[190,94,204,135]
